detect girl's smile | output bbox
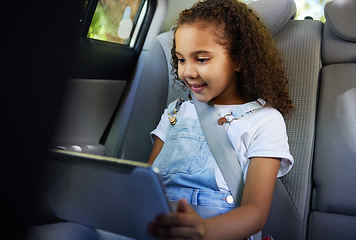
[175,23,246,105]
[187,82,208,93]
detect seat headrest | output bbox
[161,0,296,35]
[324,0,356,42]
[248,0,296,35]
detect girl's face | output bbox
[175,24,245,104]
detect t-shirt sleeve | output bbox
[150,108,169,144]
[246,109,294,178]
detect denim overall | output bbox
[152,99,265,215]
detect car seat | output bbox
[254,1,323,239]
[307,1,356,239]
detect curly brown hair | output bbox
[171,0,293,116]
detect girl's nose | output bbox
[183,63,198,79]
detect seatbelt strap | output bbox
[191,94,265,206]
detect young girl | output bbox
[147,0,294,239]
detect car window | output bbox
[87,0,146,45]
[294,0,331,22]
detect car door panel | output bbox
[53,78,126,155]
[52,0,157,155]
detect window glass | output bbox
[87,0,144,45]
[294,0,331,22]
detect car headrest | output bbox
[248,0,296,35]
[160,0,296,35]
[324,0,356,42]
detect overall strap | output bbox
[167,98,184,125]
[232,98,265,118]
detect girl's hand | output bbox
[148,198,206,240]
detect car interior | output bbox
[13,0,356,239]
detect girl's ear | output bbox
[236,64,243,72]
[235,60,243,72]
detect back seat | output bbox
[308,1,356,239]
[27,1,355,239]
[253,1,322,239]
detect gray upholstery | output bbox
[308,212,356,239]
[263,19,323,240]
[313,64,356,215]
[324,0,356,42]
[104,38,169,160]
[322,1,356,65]
[322,22,356,65]
[247,0,296,35]
[157,31,190,105]
[308,1,356,239]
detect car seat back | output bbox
[308,1,356,239]
[246,1,323,239]
[264,18,323,240]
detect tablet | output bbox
[46,149,172,240]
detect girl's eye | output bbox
[178,58,185,63]
[197,58,209,63]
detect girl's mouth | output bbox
[189,83,207,93]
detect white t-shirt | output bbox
[151,101,293,191]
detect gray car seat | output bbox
[252,3,323,240]
[246,1,322,240]
[307,1,356,239]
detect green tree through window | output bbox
[88,0,143,44]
